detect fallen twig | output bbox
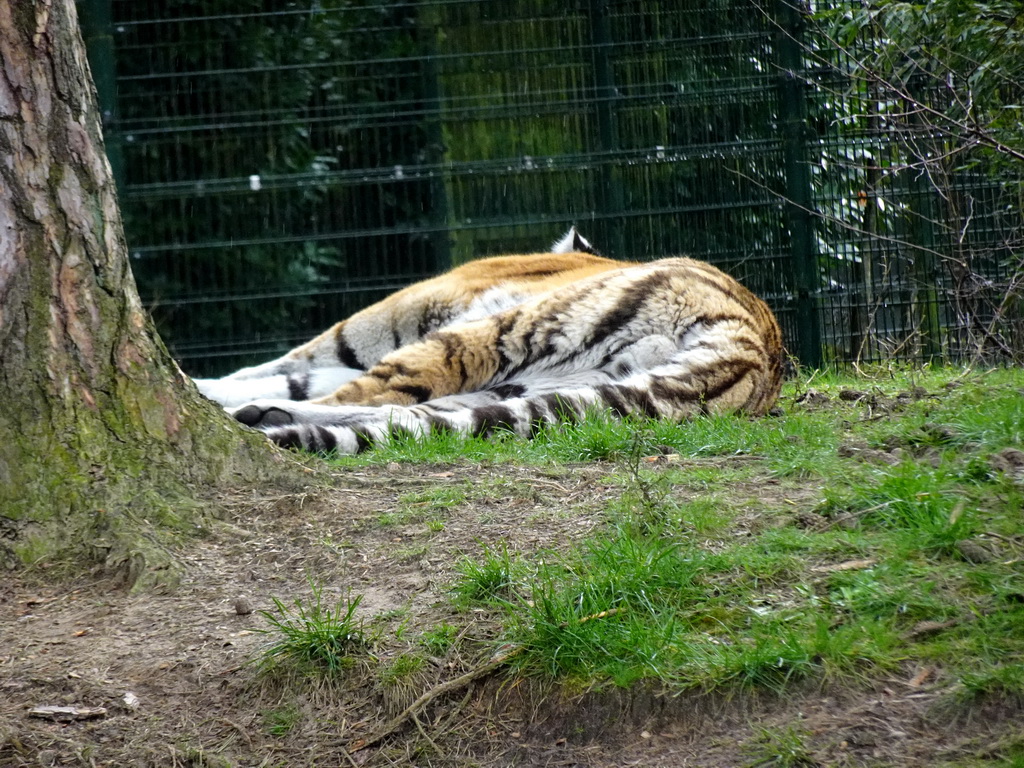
[28,706,106,721]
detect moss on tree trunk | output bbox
[0,0,297,589]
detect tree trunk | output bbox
[0,0,286,587]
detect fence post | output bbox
[775,0,822,368]
[77,0,124,192]
[587,0,626,258]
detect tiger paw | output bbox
[231,403,296,428]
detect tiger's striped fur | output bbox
[197,231,784,454]
[192,227,602,407]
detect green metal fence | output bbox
[82,0,1023,375]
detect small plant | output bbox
[742,724,817,768]
[379,485,465,526]
[604,425,677,535]
[512,576,629,679]
[712,626,818,692]
[503,530,703,684]
[452,542,524,605]
[419,622,459,655]
[392,614,412,641]
[262,703,301,737]
[826,562,956,623]
[257,580,368,675]
[379,652,426,686]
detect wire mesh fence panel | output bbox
[107,0,446,375]
[89,0,1023,374]
[805,2,1024,364]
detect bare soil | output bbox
[1,449,1020,767]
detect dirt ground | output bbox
[1,452,1020,767]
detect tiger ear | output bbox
[551,226,601,255]
[571,228,600,255]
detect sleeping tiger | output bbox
[194,229,784,453]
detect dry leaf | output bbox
[907,667,933,687]
[812,558,877,573]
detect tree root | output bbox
[349,644,524,753]
[350,606,625,753]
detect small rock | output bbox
[955,539,994,564]
[838,388,872,402]
[233,597,253,615]
[838,441,899,465]
[921,423,958,444]
[990,447,1024,485]
[906,618,959,638]
[861,449,901,466]
[881,434,904,451]
[794,511,826,530]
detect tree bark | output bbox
[0,0,286,586]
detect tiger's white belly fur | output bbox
[195,285,537,407]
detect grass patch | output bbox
[451,542,527,606]
[959,661,1024,703]
[823,461,976,556]
[742,724,816,768]
[322,367,1024,701]
[379,652,426,686]
[400,485,470,511]
[256,580,369,676]
[499,525,903,691]
[419,622,459,655]
[262,703,301,737]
